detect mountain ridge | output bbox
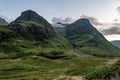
[54,18,120,57]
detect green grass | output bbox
[0,50,108,80]
[0,17,120,80]
[85,60,120,80]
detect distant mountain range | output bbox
[111,40,120,48]
[0,17,8,25]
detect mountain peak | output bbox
[21,10,39,17]
[22,10,36,13]
[67,18,96,34]
[12,10,48,25]
[75,18,90,23]
[10,10,56,40]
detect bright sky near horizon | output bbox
[0,0,120,41]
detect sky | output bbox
[0,0,120,41]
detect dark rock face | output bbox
[12,10,53,29]
[10,23,52,41]
[10,10,56,41]
[13,10,44,23]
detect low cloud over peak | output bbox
[101,23,120,35]
[117,6,120,14]
[80,15,103,26]
[52,17,74,24]
[0,15,11,23]
[52,15,120,39]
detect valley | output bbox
[0,10,120,80]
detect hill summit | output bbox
[12,10,50,26]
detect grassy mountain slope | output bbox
[85,59,120,80]
[64,19,120,57]
[0,10,70,54]
[0,10,74,79]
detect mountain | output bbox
[0,17,8,25]
[0,10,70,53]
[10,10,56,40]
[62,18,120,57]
[0,10,120,80]
[53,22,68,37]
[111,40,120,48]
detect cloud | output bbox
[52,15,120,37]
[52,17,74,24]
[52,23,65,27]
[80,15,103,26]
[52,15,103,26]
[114,19,119,22]
[0,15,11,23]
[79,15,120,36]
[0,10,11,23]
[101,23,120,35]
[117,6,120,14]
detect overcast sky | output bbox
[0,0,120,41]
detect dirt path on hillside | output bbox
[67,76,84,80]
[70,49,93,57]
[53,49,119,80]
[53,75,85,80]
[70,49,81,57]
[107,58,119,65]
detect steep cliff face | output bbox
[10,10,56,40]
